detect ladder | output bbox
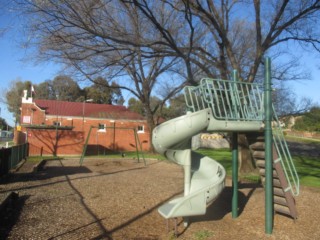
[247,132,298,219]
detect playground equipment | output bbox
[80,126,145,166]
[152,57,299,234]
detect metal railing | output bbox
[0,143,28,176]
[184,78,264,121]
[272,108,300,196]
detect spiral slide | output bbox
[152,108,226,219]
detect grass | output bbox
[193,229,214,240]
[27,156,63,163]
[196,148,261,183]
[285,135,320,144]
[293,155,320,188]
[84,151,167,161]
[285,136,320,188]
[196,148,232,175]
[28,141,319,188]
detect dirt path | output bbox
[287,140,320,158]
[0,158,319,240]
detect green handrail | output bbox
[272,107,300,196]
[184,78,264,121]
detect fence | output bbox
[0,143,29,177]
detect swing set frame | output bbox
[79,125,146,166]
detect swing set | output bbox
[79,125,146,166]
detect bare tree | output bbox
[16,0,187,150]
[126,0,320,171]
[16,0,320,157]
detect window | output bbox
[137,125,144,133]
[53,121,61,126]
[98,123,106,132]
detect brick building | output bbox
[18,90,150,156]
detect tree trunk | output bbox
[144,107,156,153]
[238,134,255,173]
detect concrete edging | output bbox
[33,159,47,172]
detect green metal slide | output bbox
[152,76,299,222]
[153,109,226,219]
[185,77,299,196]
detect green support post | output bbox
[231,70,239,218]
[232,132,238,218]
[264,57,274,234]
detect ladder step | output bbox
[274,196,288,206]
[250,142,265,150]
[261,178,281,187]
[273,178,281,187]
[274,204,291,217]
[259,169,277,177]
[273,187,285,197]
[253,151,265,159]
[256,159,265,168]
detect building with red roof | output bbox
[18,90,150,156]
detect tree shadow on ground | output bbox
[190,182,261,224]
[0,165,92,185]
[0,194,29,239]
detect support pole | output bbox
[231,70,239,218]
[232,132,238,218]
[264,57,274,234]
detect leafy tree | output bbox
[6,79,32,124]
[84,77,124,105]
[51,75,81,101]
[0,117,12,131]
[128,98,144,115]
[128,94,187,121]
[293,107,320,132]
[162,94,187,120]
[33,76,82,101]
[35,80,55,100]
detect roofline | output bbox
[45,115,147,122]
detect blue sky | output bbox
[0,4,319,127]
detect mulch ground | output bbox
[0,156,319,240]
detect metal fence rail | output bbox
[184,78,264,121]
[0,143,28,176]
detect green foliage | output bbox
[0,117,12,130]
[6,76,125,124]
[128,98,144,115]
[6,80,33,122]
[161,94,187,119]
[35,81,54,100]
[51,75,81,101]
[193,229,214,240]
[84,77,124,105]
[32,76,82,101]
[128,94,187,121]
[293,107,320,132]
